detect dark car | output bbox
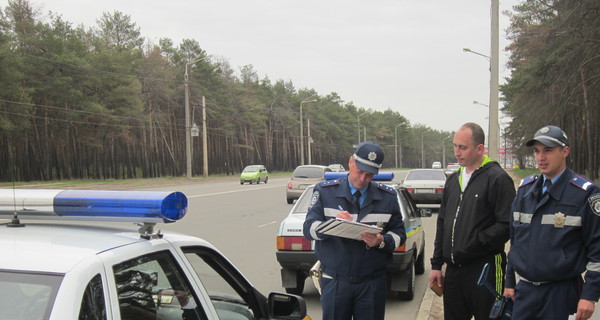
[276,173,431,300]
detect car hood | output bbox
[240,172,259,178]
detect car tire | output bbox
[415,241,425,275]
[287,198,293,204]
[265,177,268,184]
[257,177,260,184]
[240,182,243,185]
[284,270,305,295]
[397,258,415,301]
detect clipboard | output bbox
[316,218,382,240]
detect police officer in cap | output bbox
[304,141,406,320]
[505,125,600,320]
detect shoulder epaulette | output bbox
[518,174,538,188]
[570,175,595,191]
[320,179,340,187]
[376,182,396,195]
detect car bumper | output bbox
[276,251,318,270]
[286,189,305,200]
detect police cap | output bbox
[525,125,569,148]
[352,141,384,174]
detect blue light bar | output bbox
[324,172,395,181]
[0,189,187,223]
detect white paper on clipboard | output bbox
[316,218,382,240]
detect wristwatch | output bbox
[378,238,385,249]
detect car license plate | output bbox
[416,189,434,193]
[299,184,309,189]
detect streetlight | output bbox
[421,130,431,168]
[300,94,317,165]
[473,100,489,108]
[442,133,453,168]
[357,112,367,145]
[184,56,206,178]
[395,124,403,168]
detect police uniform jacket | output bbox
[506,168,600,302]
[303,177,406,283]
[431,158,515,269]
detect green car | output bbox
[240,165,269,184]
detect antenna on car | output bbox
[7,166,24,228]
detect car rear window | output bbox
[292,167,324,178]
[0,270,63,320]
[406,170,446,180]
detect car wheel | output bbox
[284,270,305,295]
[397,258,415,301]
[287,198,293,204]
[240,181,243,185]
[256,177,261,184]
[265,177,268,184]
[415,242,425,275]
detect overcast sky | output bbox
[10,0,520,134]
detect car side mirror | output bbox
[267,292,307,319]
[418,208,432,217]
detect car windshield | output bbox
[292,187,315,215]
[406,170,446,181]
[0,271,63,320]
[293,167,324,178]
[243,166,259,172]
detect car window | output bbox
[292,167,324,178]
[113,251,207,320]
[183,246,260,320]
[0,271,63,320]
[243,166,258,172]
[79,274,107,320]
[406,170,446,180]
[292,187,315,215]
[398,190,417,219]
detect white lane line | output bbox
[258,221,278,228]
[187,184,286,198]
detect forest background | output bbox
[0,0,598,182]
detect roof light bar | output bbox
[0,189,187,223]
[324,172,395,181]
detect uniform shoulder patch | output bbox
[588,193,600,216]
[518,174,538,188]
[376,183,397,195]
[570,175,595,191]
[319,179,340,187]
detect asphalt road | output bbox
[145,170,438,319]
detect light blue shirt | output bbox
[348,180,368,207]
[543,168,565,193]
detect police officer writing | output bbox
[504,126,600,320]
[303,141,405,320]
[429,122,515,320]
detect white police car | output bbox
[0,189,309,320]
[276,173,431,300]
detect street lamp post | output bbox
[395,124,403,168]
[421,130,430,168]
[357,112,367,145]
[184,56,206,178]
[442,133,453,168]
[300,94,317,165]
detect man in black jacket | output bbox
[429,122,515,320]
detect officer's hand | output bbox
[503,288,515,301]
[336,210,352,221]
[429,270,443,289]
[361,232,382,247]
[576,299,595,320]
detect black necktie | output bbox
[544,179,552,194]
[354,190,361,209]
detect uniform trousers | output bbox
[320,275,386,320]
[512,277,580,320]
[443,253,506,320]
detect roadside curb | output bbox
[416,282,443,320]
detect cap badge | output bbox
[368,152,377,161]
[540,127,550,134]
[553,212,565,228]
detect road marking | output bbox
[258,221,278,228]
[187,184,285,198]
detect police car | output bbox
[275,173,431,300]
[0,189,309,320]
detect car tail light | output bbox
[406,188,415,193]
[277,236,312,251]
[287,181,293,190]
[435,188,444,193]
[394,243,406,252]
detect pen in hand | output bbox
[337,205,352,220]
